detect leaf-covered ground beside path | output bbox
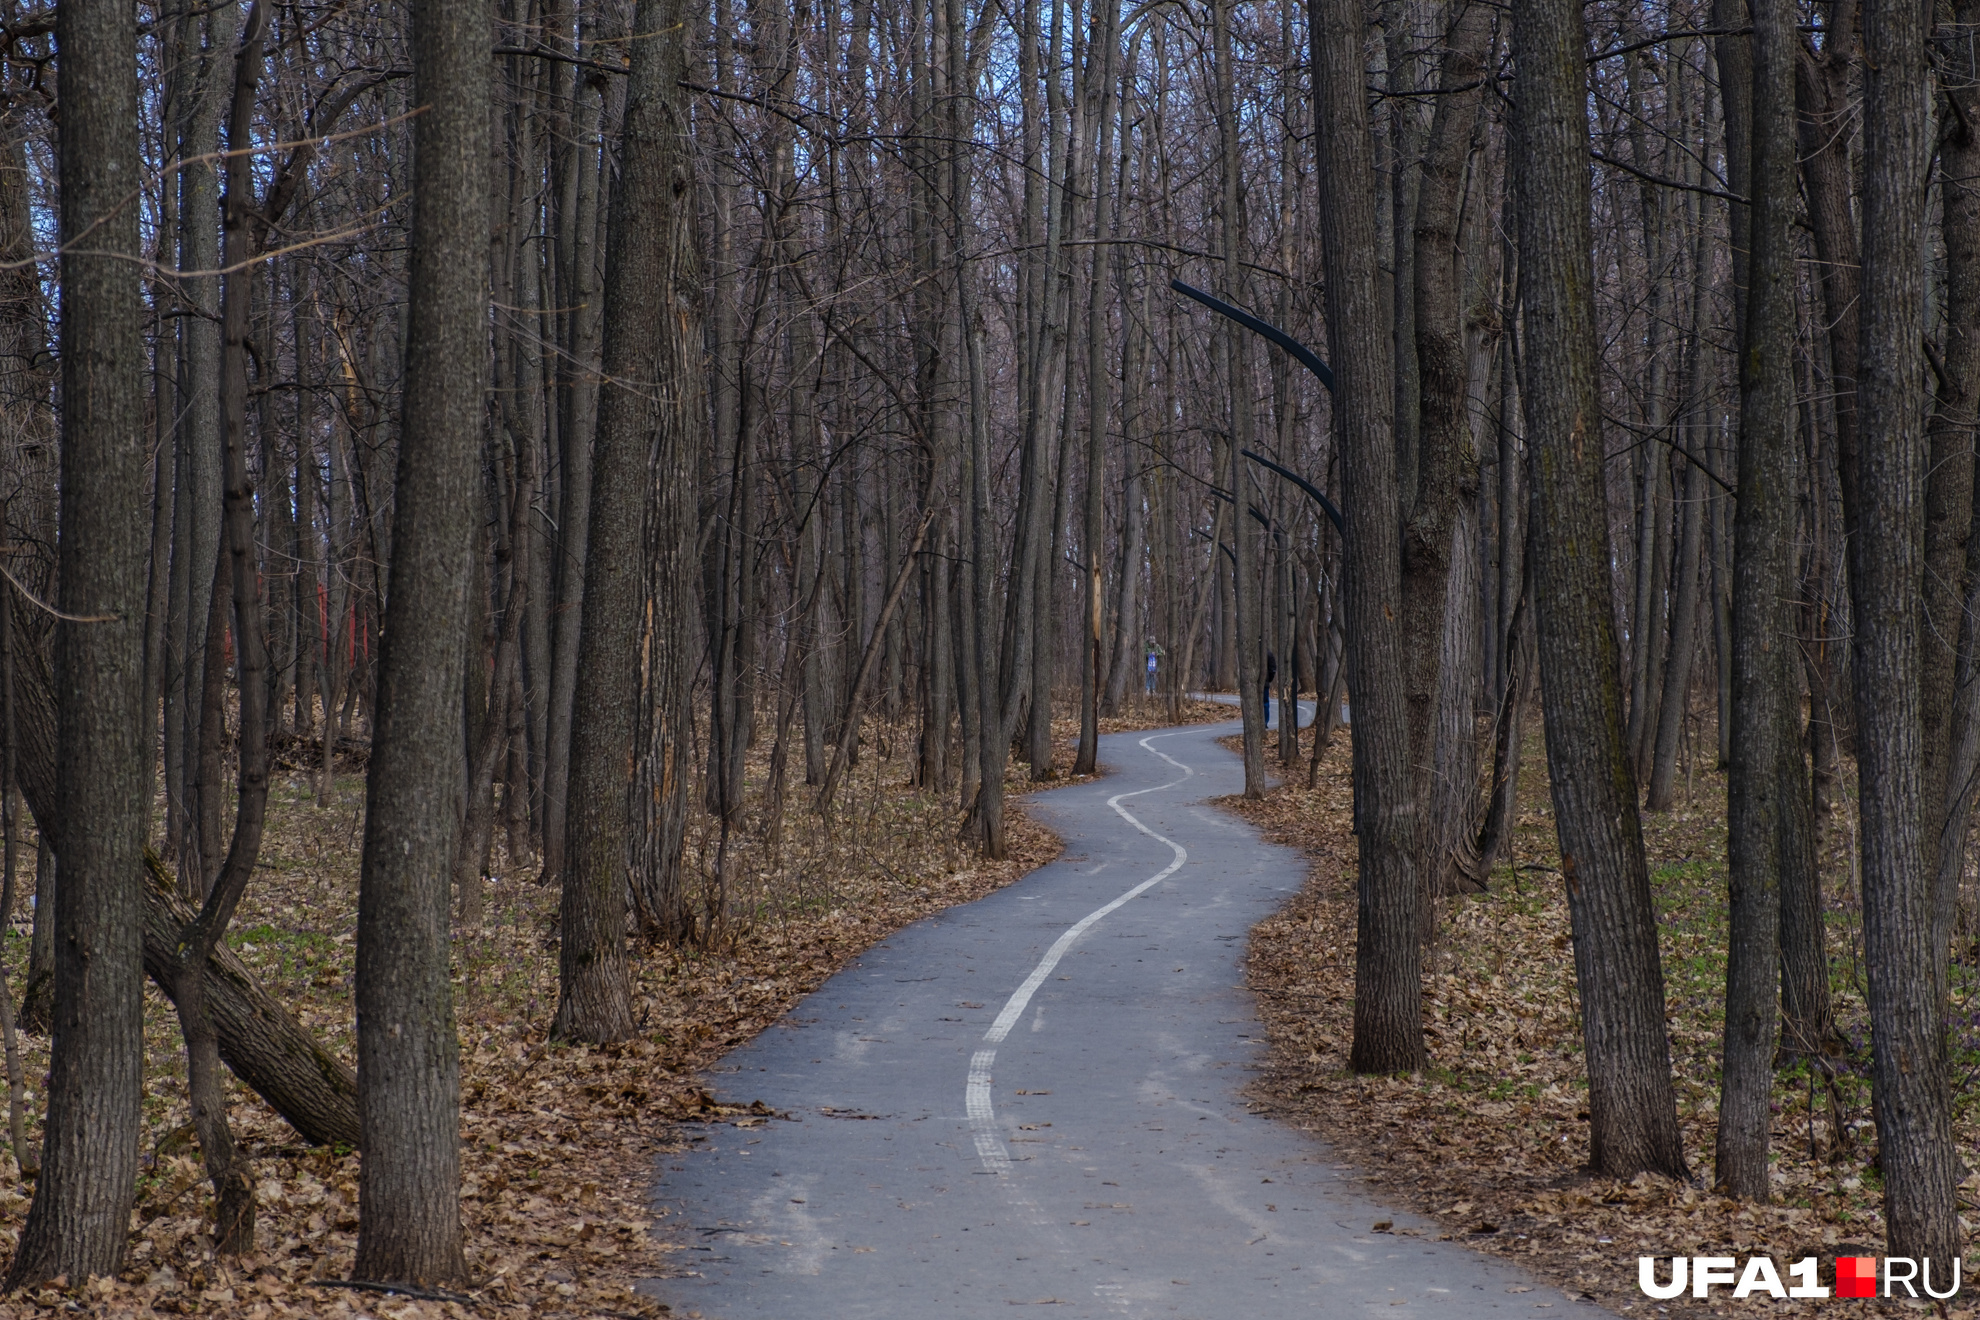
[0,696,1231,1318]
[1228,724,1980,1319]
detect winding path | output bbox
[644,718,1585,1318]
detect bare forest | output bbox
[0,0,1975,1306]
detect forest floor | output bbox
[0,694,1232,1318]
[1226,722,1980,1320]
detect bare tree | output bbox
[352,0,490,1283]
[1310,0,1424,1074]
[557,0,700,1024]
[1717,0,1799,1201]
[1511,0,1689,1179]
[1847,0,1960,1270]
[5,0,148,1282]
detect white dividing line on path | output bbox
[965,732,1194,1176]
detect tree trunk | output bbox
[1215,0,1265,797]
[1931,0,1980,995]
[538,38,608,886]
[1646,455,1705,813]
[1075,0,1120,777]
[458,445,531,923]
[1847,0,1961,1268]
[1310,0,1424,1073]
[1717,0,1797,1199]
[558,0,696,1020]
[18,835,49,1033]
[1645,127,1713,813]
[1406,0,1493,903]
[165,0,235,877]
[163,6,277,1249]
[1511,0,1690,1179]
[6,0,148,1278]
[351,0,488,1282]
[143,861,359,1148]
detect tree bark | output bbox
[1406,0,1493,904]
[538,30,608,886]
[1848,0,1960,1268]
[165,0,234,878]
[1076,0,1122,776]
[1717,0,1797,1200]
[1511,0,1690,1179]
[1215,0,1266,798]
[1311,0,1424,1073]
[6,0,148,1279]
[162,4,277,1250]
[1931,0,1980,995]
[557,0,696,1024]
[352,0,489,1283]
[1645,132,1713,813]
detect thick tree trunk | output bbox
[1310,0,1424,1073]
[558,0,696,1019]
[1847,0,1961,1268]
[1932,0,1980,987]
[6,0,148,1279]
[628,180,700,945]
[351,0,489,1283]
[1406,0,1493,905]
[1511,0,1690,1180]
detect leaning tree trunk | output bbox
[1511,0,1690,1181]
[5,0,148,1283]
[1,597,362,1150]
[352,0,489,1284]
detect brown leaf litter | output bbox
[1223,724,1980,1320]
[0,695,1227,1317]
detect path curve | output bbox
[644,718,1588,1318]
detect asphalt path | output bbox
[644,717,1588,1318]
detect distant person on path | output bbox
[1263,651,1276,726]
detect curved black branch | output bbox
[1202,483,1279,537]
[1190,526,1238,567]
[1241,449,1346,536]
[1170,279,1335,394]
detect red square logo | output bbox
[1836,1257,1878,1298]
